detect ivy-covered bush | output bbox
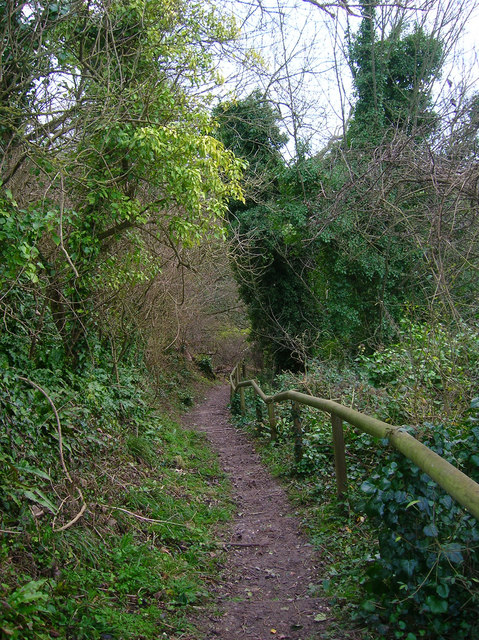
[356,420,479,639]
[194,354,215,379]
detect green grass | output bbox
[0,411,233,640]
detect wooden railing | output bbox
[229,363,479,521]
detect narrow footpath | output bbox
[182,385,334,640]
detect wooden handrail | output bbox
[230,367,479,521]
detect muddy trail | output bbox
[182,384,339,640]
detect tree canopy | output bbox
[1,0,245,368]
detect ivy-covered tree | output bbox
[216,91,322,370]
[303,3,446,352]
[214,89,287,212]
[347,0,443,144]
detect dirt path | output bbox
[183,385,333,640]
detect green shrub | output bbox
[194,354,215,379]
[358,319,479,424]
[356,422,479,639]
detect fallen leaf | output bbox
[314,612,328,622]
[270,629,277,634]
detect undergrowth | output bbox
[0,356,232,639]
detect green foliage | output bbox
[65,0,244,247]
[0,578,56,640]
[229,389,243,416]
[219,36,446,363]
[357,423,479,638]
[358,319,479,423]
[225,7,450,361]
[217,92,323,369]
[0,192,56,286]
[347,1,443,142]
[214,89,287,208]
[313,212,420,352]
[232,205,319,369]
[1,364,232,639]
[301,9,445,354]
[194,354,215,379]
[0,14,242,637]
[1,0,245,382]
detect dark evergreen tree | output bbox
[216,91,319,370]
[214,89,287,212]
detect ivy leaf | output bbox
[442,543,463,564]
[360,480,376,494]
[416,496,432,516]
[436,583,449,598]
[400,559,418,576]
[361,599,376,612]
[470,454,479,467]
[423,523,438,537]
[425,595,448,613]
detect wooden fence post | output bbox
[331,413,347,498]
[234,364,245,415]
[240,387,246,415]
[239,388,246,415]
[292,401,303,464]
[255,392,263,436]
[267,402,277,441]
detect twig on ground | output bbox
[99,504,190,527]
[52,488,88,532]
[0,529,22,535]
[225,542,271,547]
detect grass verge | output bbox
[1,408,232,640]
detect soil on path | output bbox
[183,384,334,640]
